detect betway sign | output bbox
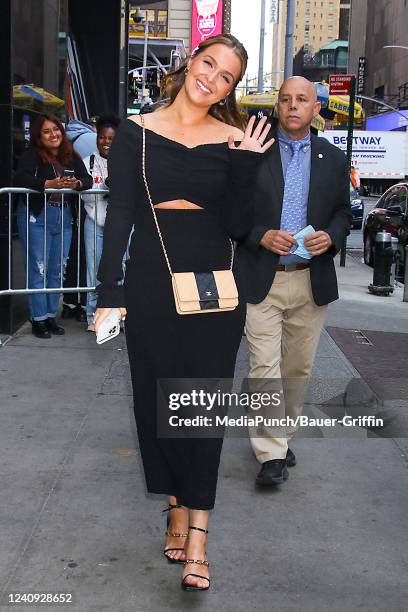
[320,130,408,178]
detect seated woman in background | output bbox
[15,114,92,339]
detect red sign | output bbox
[191,0,223,53]
[329,75,355,96]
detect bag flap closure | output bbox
[173,271,238,302]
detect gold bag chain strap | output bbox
[139,114,234,277]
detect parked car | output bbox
[350,182,364,229]
[363,182,408,279]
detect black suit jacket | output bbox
[236,131,352,306]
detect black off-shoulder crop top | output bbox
[97,118,262,307]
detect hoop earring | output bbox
[184,67,189,75]
[218,98,227,106]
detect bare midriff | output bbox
[153,199,204,210]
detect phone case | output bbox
[96,308,122,344]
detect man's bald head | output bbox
[279,76,317,101]
[276,76,321,139]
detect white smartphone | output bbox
[96,308,122,344]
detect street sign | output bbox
[357,58,366,95]
[269,0,279,23]
[329,74,355,96]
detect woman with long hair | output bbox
[94,34,274,591]
[15,114,92,338]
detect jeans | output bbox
[17,202,73,321]
[63,208,87,308]
[84,214,128,325]
[84,215,104,324]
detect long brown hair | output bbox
[29,114,77,166]
[160,34,248,130]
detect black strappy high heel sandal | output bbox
[163,504,188,565]
[181,526,210,592]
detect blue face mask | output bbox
[290,225,316,259]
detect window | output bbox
[384,187,407,212]
[328,13,334,21]
[374,84,385,99]
[320,24,323,30]
[329,1,334,8]
[305,24,310,31]
[328,24,334,32]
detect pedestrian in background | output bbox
[94,34,272,591]
[237,76,352,486]
[81,114,120,331]
[15,114,92,338]
[350,164,361,191]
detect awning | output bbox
[238,83,364,131]
[238,91,326,131]
[129,37,186,63]
[13,84,65,111]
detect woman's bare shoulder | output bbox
[127,114,142,127]
[211,119,244,141]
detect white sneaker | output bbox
[87,323,95,332]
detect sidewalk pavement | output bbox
[1,255,407,612]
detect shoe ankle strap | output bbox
[185,559,209,566]
[162,504,182,513]
[189,525,208,534]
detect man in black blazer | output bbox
[237,76,352,486]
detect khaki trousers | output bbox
[246,269,327,463]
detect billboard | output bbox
[191,0,223,53]
[320,130,408,178]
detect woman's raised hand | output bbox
[228,116,274,154]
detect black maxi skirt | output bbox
[124,209,246,510]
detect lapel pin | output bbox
[318,153,323,158]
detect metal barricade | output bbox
[0,187,109,297]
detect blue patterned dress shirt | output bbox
[278,129,312,264]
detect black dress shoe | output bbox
[286,448,296,467]
[74,305,87,323]
[61,304,76,319]
[32,320,51,339]
[45,318,65,335]
[61,304,86,322]
[256,459,289,486]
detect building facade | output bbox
[293,39,348,83]
[271,0,345,89]
[339,0,350,40]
